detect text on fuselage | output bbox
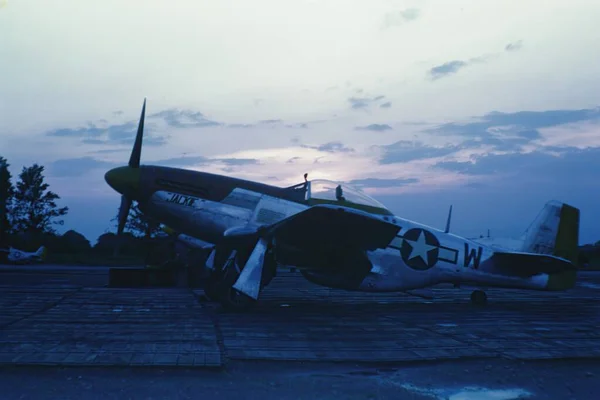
[167,193,198,207]
[464,243,483,269]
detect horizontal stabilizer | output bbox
[491,251,576,277]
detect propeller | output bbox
[116,98,146,237]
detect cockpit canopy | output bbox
[284,179,393,216]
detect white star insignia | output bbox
[405,231,437,264]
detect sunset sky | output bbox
[1,0,599,244]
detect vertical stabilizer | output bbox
[520,201,580,263]
[36,246,48,261]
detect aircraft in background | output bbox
[0,246,47,265]
[104,100,583,311]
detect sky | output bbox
[1,0,600,245]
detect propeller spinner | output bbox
[105,98,146,235]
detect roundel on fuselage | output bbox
[399,228,440,271]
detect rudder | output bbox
[553,203,579,264]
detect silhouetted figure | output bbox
[335,185,346,202]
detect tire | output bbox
[470,290,488,305]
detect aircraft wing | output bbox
[265,204,401,251]
[491,251,577,277]
[225,204,401,300]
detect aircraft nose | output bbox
[104,166,141,195]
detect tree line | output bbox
[0,156,68,249]
[0,156,160,259]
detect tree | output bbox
[11,164,68,235]
[57,230,91,253]
[0,156,13,246]
[111,201,161,238]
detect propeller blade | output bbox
[128,98,146,168]
[117,195,132,235]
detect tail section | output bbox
[35,246,47,261]
[520,201,580,263]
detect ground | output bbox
[1,264,599,399]
[1,359,599,399]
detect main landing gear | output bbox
[209,252,257,311]
[470,289,488,306]
[203,244,277,312]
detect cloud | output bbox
[153,155,210,168]
[480,109,599,128]
[347,95,387,110]
[434,147,600,182]
[151,155,259,168]
[149,109,222,128]
[348,177,419,189]
[148,108,310,129]
[348,97,371,109]
[428,60,469,80]
[47,123,106,138]
[47,154,261,175]
[227,118,321,130]
[382,9,420,28]
[379,141,462,164]
[227,123,255,129]
[356,123,392,132]
[317,142,354,153]
[426,108,600,151]
[380,102,392,109]
[301,141,355,153]
[428,43,521,81]
[88,149,130,154]
[505,40,524,52]
[46,121,167,146]
[49,157,117,177]
[217,158,260,166]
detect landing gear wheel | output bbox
[470,290,488,306]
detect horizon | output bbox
[1,1,599,245]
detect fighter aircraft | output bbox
[0,246,47,265]
[104,100,582,311]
